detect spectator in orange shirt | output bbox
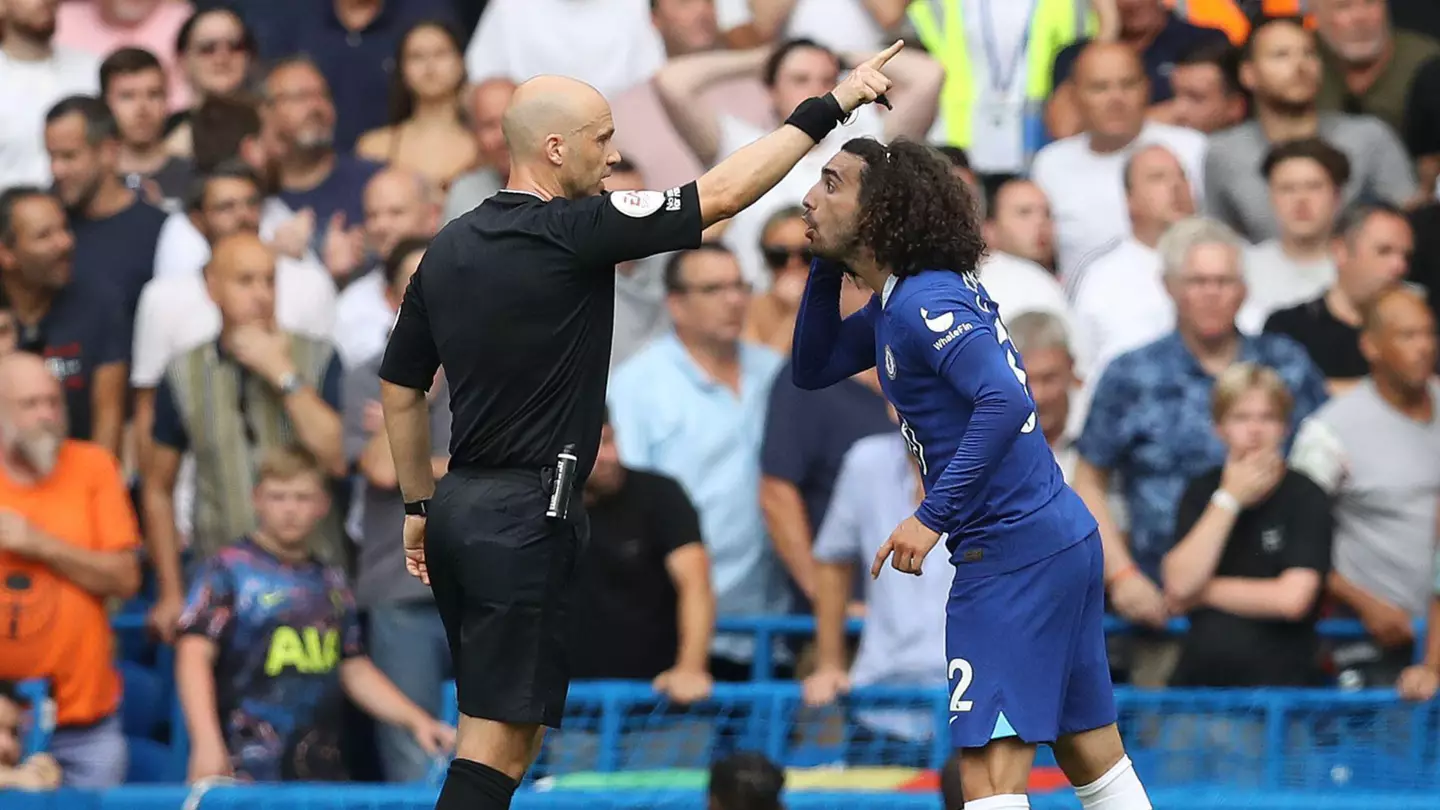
[0,351,142,788]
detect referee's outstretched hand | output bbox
[832,39,903,115]
[403,515,428,585]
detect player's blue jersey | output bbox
[793,262,1097,579]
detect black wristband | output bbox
[404,499,429,517]
[784,93,847,143]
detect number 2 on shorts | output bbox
[949,658,974,712]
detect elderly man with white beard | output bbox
[0,351,142,788]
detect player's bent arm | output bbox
[175,635,227,759]
[812,560,855,675]
[654,47,770,167]
[1162,502,1241,608]
[665,543,716,674]
[760,476,819,599]
[1200,570,1323,622]
[340,657,434,731]
[1070,458,1136,580]
[380,380,437,504]
[696,124,821,227]
[141,444,186,606]
[791,266,877,389]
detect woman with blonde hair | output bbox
[356,20,477,191]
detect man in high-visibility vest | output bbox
[1047,0,1230,139]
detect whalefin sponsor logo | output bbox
[932,322,973,350]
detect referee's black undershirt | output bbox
[379,183,703,479]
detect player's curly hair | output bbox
[839,137,986,279]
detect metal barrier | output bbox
[710,615,1389,680]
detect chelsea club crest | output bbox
[884,345,896,379]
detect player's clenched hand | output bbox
[1397,664,1440,702]
[803,666,852,707]
[831,40,902,115]
[873,516,941,578]
[1109,572,1169,629]
[403,515,428,585]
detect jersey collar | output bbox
[881,274,898,309]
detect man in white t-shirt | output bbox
[464,0,665,98]
[1243,137,1344,324]
[977,178,1069,330]
[1031,42,1207,282]
[0,0,100,188]
[333,168,441,369]
[656,37,943,285]
[1069,144,1196,377]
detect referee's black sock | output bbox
[435,758,519,810]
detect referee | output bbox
[379,44,901,810]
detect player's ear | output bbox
[545,133,565,167]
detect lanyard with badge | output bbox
[971,0,1035,171]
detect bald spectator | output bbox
[263,58,383,258]
[443,78,516,224]
[1032,43,1207,282]
[333,168,441,368]
[0,188,128,458]
[464,0,666,99]
[141,234,345,642]
[1205,17,1415,242]
[1244,139,1346,322]
[272,1,457,153]
[1266,203,1412,394]
[45,95,168,325]
[0,352,141,788]
[0,0,99,189]
[1292,286,1440,689]
[101,48,195,207]
[1313,0,1440,195]
[977,179,1067,330]
[1072,218,1327,685]
[1069,145,1197,377]
[655,37,942,285]
[611,0,772,193]
[1169,40,1247,134]
[1047,0,1230,139]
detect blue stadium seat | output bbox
[125,736,176,783]
[119,661,165,740]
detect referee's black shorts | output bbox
[426,468,587,728]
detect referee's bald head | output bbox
[502,75,620,199]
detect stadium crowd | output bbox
[3,0,1440,793]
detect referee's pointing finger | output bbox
[864,40,905,70]
[872,539,894,580]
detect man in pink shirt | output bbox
[610,0,771,192]
[56,0,193,110]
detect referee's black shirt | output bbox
[379,183,703,478]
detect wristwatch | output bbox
[404,499,429,517]
[277,371,303,396]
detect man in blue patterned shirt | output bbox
[1071,218,1327,684]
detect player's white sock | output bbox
[964,795,1029,810]
[1073,755,1152,810]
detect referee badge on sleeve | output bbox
[609,190,666,217]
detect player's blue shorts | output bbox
[945,530,1116,748]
